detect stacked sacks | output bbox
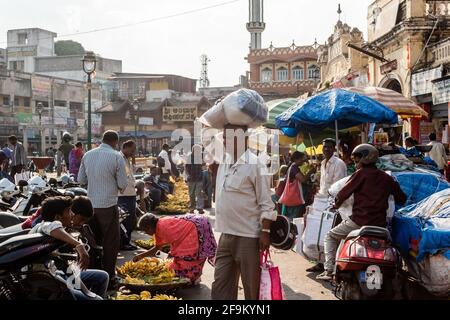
[199,89,268,129]
[392,188,450,296]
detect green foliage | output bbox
[55,40,85,56]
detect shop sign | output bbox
[412,66,443,96]
[162,106,197,122]
[419,121,435,144]
[432,77,450,105]
[31,76,51,99]
[380,60,398,75]
[139,117,154,126]
[16,113,33,124]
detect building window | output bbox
[261,68,272,83]
[308,65,320,80]
[24,97,30,108]
[277,67,288,81]
[18,33,28,45]
[292,67,304,80]
[2,96,10,106]
[396,1,407,24]
[9,61,24,71]
[14,96,19,107]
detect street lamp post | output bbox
[36,102,44,156]
[132,99,140,154]
[82,51,97,151]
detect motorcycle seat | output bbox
[0,229,30,242]
[347,226,391,241]
[0,233,49,256]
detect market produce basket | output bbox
[118,278,191,293]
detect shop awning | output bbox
[264,98,300,129]
[344,87,428,119]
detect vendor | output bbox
[399,137,421,158]
[133,213,217,285]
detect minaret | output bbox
[246,0,265,50]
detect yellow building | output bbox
[317,20,369,90]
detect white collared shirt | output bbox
[318,155,348,196]
[215,150,277,238]
[427,141,447,170]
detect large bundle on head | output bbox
[199,89,268,129]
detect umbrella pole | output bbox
[308,132,317,159]
[335,120,340,158]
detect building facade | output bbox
[0,69,101,154]
[317,21,369,90]
[366,0,450,142]
[97,73,211,154]
[7,28,57,73]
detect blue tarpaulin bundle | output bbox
[391,171,450,207]
[392,188,450,262]
[275,89,399,137]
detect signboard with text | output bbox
[432,78,450,105]
[31,76,51,99]
[162,106,197,122]
[139,117,154,126]
[412,66,443,96]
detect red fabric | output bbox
[74,148,84,160]
[155,217,199,258]
[155,217,204,283]
[21,208,42,229]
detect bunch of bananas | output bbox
[135,236,155,250]
[117,257,169,278]
[157,181,190,214]
[151,294,180,300]
[118,257,178,285]
[113,291,180,301]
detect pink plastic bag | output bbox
[259,250,286,300]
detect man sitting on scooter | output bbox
[29,196,109,300]
[316,144,406,281]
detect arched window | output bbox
[308,65,320,80]
[277,67,288,81]
[261,68,272,83]
[292,66,304,81]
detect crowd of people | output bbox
[2,119,448,301]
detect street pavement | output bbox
[118,208,337,300]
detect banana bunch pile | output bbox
[157,180,190,214]
[118,257,178,285]
[113,291,180,300]
[134,236,155,250]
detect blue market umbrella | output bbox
[275,89,399,138]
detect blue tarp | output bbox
[391,171,450,207]
[392,188,450,262]
[275,89,399,137]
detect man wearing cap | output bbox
[306,138,348,273]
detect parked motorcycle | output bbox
[333,225,402,300]
[0,232,88,300]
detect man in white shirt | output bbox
[211,124,277,300]
[118,140,138,251]
[427,133,448,174]
[307,138,348,273]
[158,144,172,179]
[318,138,348,196]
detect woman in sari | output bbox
[281,151,316,220]
[133,213,217,285]
[69,142,84,181]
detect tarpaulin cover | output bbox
[275,89,399,137]
[392,188,450,262]
[391,171,450,207]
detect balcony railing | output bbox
[427,1,450,16]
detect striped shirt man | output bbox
[78,143,128,209]
[11,141,27,167]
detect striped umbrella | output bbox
[344,87,428,119]
[264,98,299,129]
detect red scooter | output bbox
[333,226,402,300]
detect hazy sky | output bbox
[1,0,373,87]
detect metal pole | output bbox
[335,120,340,158]
[135,114,138,153]
[87,74,92,151]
